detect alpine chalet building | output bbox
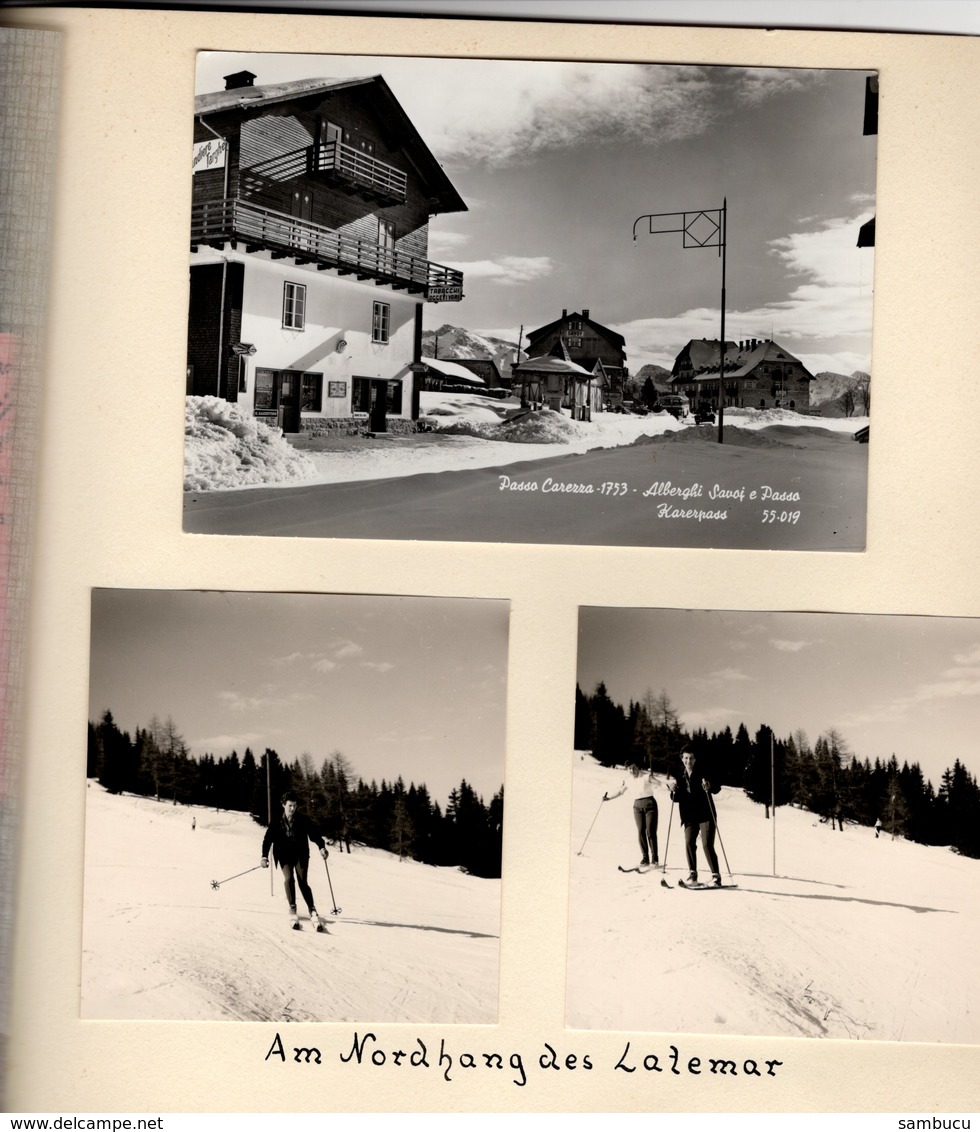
[524,309,628,409]
[188,70,466,434]
[671,337,814,412]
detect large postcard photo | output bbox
[184,51,875,550]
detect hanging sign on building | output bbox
[427,283,463,303]
[192,139,227,173]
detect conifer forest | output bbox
[575,682,980,858]
[87,711,504,878]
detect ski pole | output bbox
[703,784,733,878]
[660,798,675,888]
[211,864,264,890]
[577,790,613,856]
[322,854,342,915]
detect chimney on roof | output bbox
[562,309,567,319]
[224,70,257,91]
[583,309,590,319]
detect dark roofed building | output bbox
[671,337,814,412]
[187,70,467,435]
[523,309,627,408]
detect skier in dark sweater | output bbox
[261,791,329,929]
[666,749,721,886]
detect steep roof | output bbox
[526,311,626,350]
[674,338,739,373]
[196,75,377,115]
[680,339,813,382]
[195,74,467,216]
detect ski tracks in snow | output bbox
[81,788,501,1023]
[567,756,979,1042]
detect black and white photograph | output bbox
[82,589,508,1023]
[184,51,875,550]
[569,606,980,1042]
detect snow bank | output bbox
[183,392,869,493]
[184,396,318,491]
[435,406,595,445]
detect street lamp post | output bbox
[632,199,728,443]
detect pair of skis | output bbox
[677,878,738,890]
[617,864,737,889]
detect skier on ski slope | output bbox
[261,790,329,930]
[666,749,721,887]
[604,763,660,868]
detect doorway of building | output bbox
[353,376,391,433]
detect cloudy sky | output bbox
[577,607,980,790]
[88,590,509,806]
[195,51,877,377]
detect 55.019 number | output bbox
[761,509,801,524]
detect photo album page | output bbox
[3,5,979,1120]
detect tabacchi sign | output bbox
[427,284,464,303]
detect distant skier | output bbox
[666,749,721,886]
[875,817,882,839]
[261,791,329,930]
[604,763,659,868]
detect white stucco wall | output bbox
[193,249,421,419]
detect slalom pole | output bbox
[577,794,609,856]
[322,854,342,915]
[703,784,733,879]
[210,864,264,890]
[660,799,675,888]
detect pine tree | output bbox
[589,682,627,767]
[743,725,781,817]
[731,723,753,785]
[390,796,414,860]
[573,684,592,751]
[645,688,682,773]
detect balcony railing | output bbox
[245,142,408,205]
[190,197,463,301]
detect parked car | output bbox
[694,403,716,425]
[659,394,690,420]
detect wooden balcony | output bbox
[190,197,463,301]
[245,142,408,206]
